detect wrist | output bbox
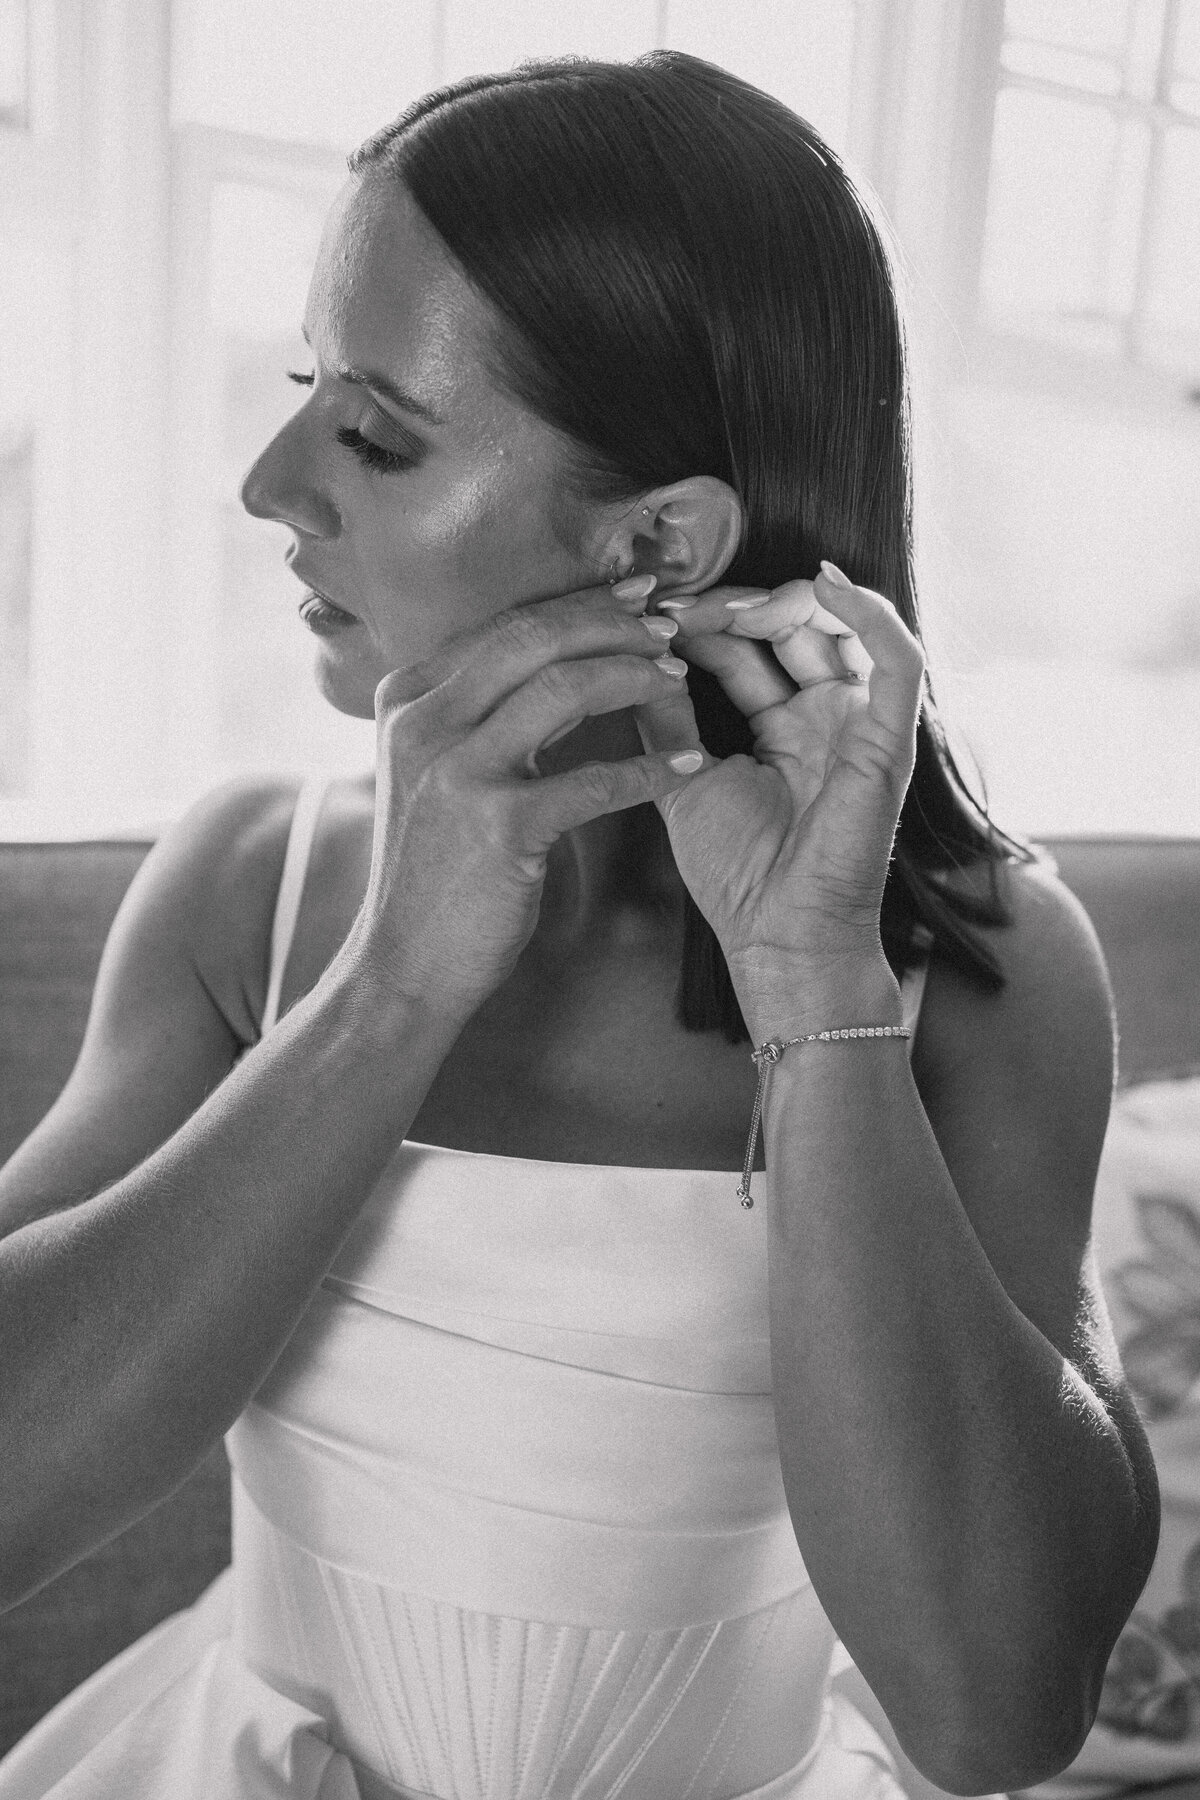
[726,943,903,1048]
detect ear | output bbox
[603,477,744,596]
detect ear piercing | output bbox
[605,509,653,583]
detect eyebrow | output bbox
[301,325,444,427]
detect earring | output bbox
[607,553,634,586]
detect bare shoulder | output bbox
[914,852,1116,1099]
[176,774,311,1045]
[0,775,306,1236]
[911,853,1118,1352]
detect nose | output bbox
[240,411,341,539]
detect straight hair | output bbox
[351,51,1035,1043]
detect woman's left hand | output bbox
[633,562,925,978]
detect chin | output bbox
[311,652,378,721]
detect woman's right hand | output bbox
[346,580,704,1023]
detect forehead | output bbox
[305,173,504,423]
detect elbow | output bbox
[902,1712,1092,1797]
[893,1662,1100,1796]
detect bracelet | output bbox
[737,1024,911,1208]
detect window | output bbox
[0,1,29,128]
[979,0,1200,379]
[901,0,1200,836]
[2,0,1195,839]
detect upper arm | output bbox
[912,856,1118,1368]
[0,776,300,1239]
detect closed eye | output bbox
[284,369,419,475]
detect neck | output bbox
[533,709,686,954]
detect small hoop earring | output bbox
[607,553,634,586]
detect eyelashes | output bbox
[285,369,419,476]
[333,426,419,475]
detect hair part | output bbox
[351,51,1036,1043]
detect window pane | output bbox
[172,0,441,150]
[210,182,372,780]
[1002,0,1168,99]
[0,431,31,793]
[980,88,1151,351]
[0,0,28,128]
[1139,125,1200,376]
[1171,3,1200,114]
[926,386,1200,835]
[663,0,858,156]
[1003,0,1131,58]
[1000,40,1122,94]
[1174,0,1200,78]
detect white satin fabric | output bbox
[1,1141,914,1800]
[0,777,934,1799]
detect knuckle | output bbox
[531,660,581,708]
[572,760,617,809]
[490,607,553,662]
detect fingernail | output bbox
[655,597,697,611]
[655,654,689,677]
[611,571,658,601]
[641,615,678,639]
[725,592,773,610]
[667,750,703,773]
[819,560,852,588]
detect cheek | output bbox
[374,459,582,608]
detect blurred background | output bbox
[0,0,1197,838]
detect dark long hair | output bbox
[351,51,1035,1044]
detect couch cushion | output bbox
[1041,839,1200,1086]
[0,840,152,1167]
[0,841,231,1755]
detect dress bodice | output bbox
[219,778,927,1797]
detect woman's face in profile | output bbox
[241,174,605,718]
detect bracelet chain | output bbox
[736,1024,911,1208]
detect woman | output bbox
[0,51,1158,1800]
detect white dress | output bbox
[0,777,950,1800]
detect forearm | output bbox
[743,954,1146,1789]
[0,952,463,1606]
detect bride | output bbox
[0,50,1157,1800]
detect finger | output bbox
[456,650,691,776]
[672,627,796,715]
[524,739,709,842]
[630,671,704,756]
[721,582,853,689]
[375,583,666,737]
[812,565,925,739]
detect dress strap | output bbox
[260,776,330,1038]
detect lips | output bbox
[299,588,357,624]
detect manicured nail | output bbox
[819,560,852,588]
[641,616,678,639]
[655,597,697,611]
[611,571,657,601]
[655,654,688,677]
[667,750,704,773]
[725,592,773,610]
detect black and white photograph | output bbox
[0,4,1198,1798]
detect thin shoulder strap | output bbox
[899,923,934,1049]
[261,776,330,1037]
